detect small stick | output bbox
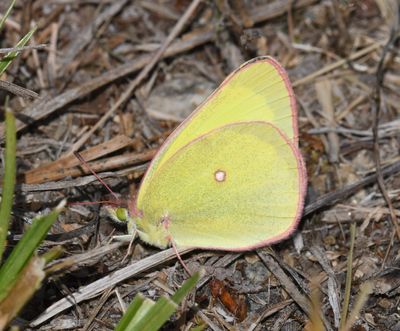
[0,44,47,53]
[303,160,400,217]
[0,80,39,99]
[293,42,382,87]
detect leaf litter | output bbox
[0,0,400,330]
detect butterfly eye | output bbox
[115,208,128,222]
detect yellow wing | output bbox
[137,57,298,208]
[135,122,306,250]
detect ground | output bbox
[0,0,400,330]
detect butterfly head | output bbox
[106,206,171,248]
[134,213,171,249]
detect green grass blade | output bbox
[129,296,177,331]
[114,294,146,331]
[171,271,201,304]
[0,108,16,261]
[0,200,65,301]
[0,27,36,76]
[128,272,201,331]
[0,0,16,32]
[123,297,155,331]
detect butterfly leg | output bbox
[122,229,137,263]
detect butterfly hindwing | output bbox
[137,122,305,250]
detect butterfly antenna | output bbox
[74,151,119,201]
[68,200,119,206]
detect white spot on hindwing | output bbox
[214,169,226,182]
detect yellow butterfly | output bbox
[110,56,306,251]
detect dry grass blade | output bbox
[315,79,339,163]
[310,246,340,327]
[339,222,356,329]
[0,257,45,329]
[249,0,318,23]
[371,4,400,242]
[340,282,374,331]
[24,150,155,184]
[45,242,123,274]
[0,44,46,53]
[304,280,324,331]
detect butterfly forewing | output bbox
[136,57,298,208]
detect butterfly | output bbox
[108,56,306,251]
